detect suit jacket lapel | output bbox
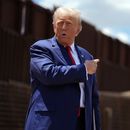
[50,37,86,65]
[50,37,68,65]
[75,44,86,64]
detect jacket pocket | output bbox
[34,110,52,129]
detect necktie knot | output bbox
[66,46,71,52]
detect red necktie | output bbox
[66,46,76,65]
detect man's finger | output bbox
[93,59,100,63]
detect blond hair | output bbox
[53,7,82,31]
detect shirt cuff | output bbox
[84,63,88,80]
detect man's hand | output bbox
[84,59,100,75]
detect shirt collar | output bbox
[70,43,76,53]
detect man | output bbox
[25,7,101,130]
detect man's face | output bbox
[53,13,80,46]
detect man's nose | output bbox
[62,23,67,29]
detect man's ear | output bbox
[75,25,82,36]
[53,22,56,33]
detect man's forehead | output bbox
[57,14,75,21]
[56,18,73,24]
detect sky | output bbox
[32,0,130,45]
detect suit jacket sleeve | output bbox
[92,74,101,130]
[30,44,87,86]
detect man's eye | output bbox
[58,22,63,25]
[67,22,72,25]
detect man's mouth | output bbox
[61,32,67,37]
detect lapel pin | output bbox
[52,45,55,47]
[81,55,84,58]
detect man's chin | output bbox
[56,37,72,45]
[59,40,70,46]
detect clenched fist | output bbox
[84,59,100,75]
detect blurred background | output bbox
[0,0,130,130]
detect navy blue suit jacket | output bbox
[25,36,101,130]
